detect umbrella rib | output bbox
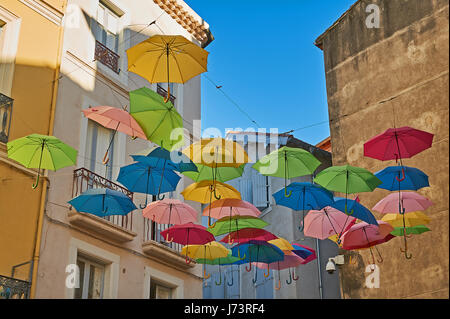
[26,141,44,168]
[169,51,185,83]
[146,110,170,143]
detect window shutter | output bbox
[252,169,269,208]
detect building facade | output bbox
[315,0,449,298]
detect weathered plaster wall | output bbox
[318,0,449,298]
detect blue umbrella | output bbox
[231,240,285,284]
[68,188,137,217]
[375,165,429,191]
[330,197,378,227]
[291,246,313,259]
[273,182,335,231]
[131,147,198,173]
[117,162,181,208]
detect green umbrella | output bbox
[391,225,431,237]
[195,253,242,265]
[253,146,321,197]
[208,215,269,237]
[129,87,183,151]
[7,134,78,188]
[182,163,245,183]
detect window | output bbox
[74,255,105,299]
[84,119,117,180]
[150,279,173,299]
[92,1,120,53]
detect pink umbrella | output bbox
[372,192,433,214]
[341,221,394,264]
[303,207,356,240]
[291,243,317,265]
[82,106,147,163]
[142,199,198,225]
[254,251,303,289]
[203,198,261,220]
[220,228,278,245]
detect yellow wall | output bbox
[0,0,66,282]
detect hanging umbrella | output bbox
[254,252,304,287]
[182,241,229,260]
[291,243,316,264]
[68,188,137,217]
[391,225,431,237]
[268,238,294,251]
[195,252,246,287]
[303,207,355,240]
[7,134,77,188]
[328,218,357,247]
[231,240,285,284]
[182,163,245,183]
[330,197,378,226]
[126,35,209,103]
[181,180,241,204]
[203,199,261,223]
[131,146,198,173]
[117,162,180,208]
[253,146,321,198]
[375,166,429,191]
[129,87,183,151]
[142,199,197,226]
[208,216,269,237]
[82,106,146,164]
[381,212,431,228]
[220,228,278,245]
[373,192,433,214]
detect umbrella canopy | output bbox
[208,216,269,237]
[364,126,434,161]
[272,182,335,211]
[314,165,382,194]
[340,221,394,250]
[254,253,304,270]
[375,166,429,191]
[182,241,229,260]
[182,138,250,168]
[372,192,433,214]
[182,163,245,183]
[68,188,137,217]
[291,243,316,264]
[131,146,197,173]
[330,197,378,225]
[391,225,431,237]
[303,207,355,240]
[7,134,77,188]
[231,240,285,264]
[142,199,197,225]
[220,228,278,245]
[181,180,241,204]
[203,199,261,220]
[129,87,183,151]
[126,35,208,101]
[381,212,431,228]
[195,253,245,266]
[345,234,396,251]
[160,222,215,246]
[82,106,146,140]
[268,238,294,251]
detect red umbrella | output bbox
[220,228,278,245]
[291,243,316,265]
[160,223,215,264]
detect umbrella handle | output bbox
[157,193,165,200]
[292,269,299,281]
[395,166,406,182]
[348,255,357,265]
[286,270,292,285]
[228,237,234,245]
[163,83,171,103]
[165,234,174,243]
[252,267,258,284]
[102,151,110,165]
[213,187,222,200]
[284,187,292,198]
[204,269,211,279]
[245,262,252,272]
[400,237,413,259]
[215,274,222,286]
[139,195,149,210]
[263,264,270,278]
[275,279,281,291]
[185,256,192,264]
[227,273,234,286]
[32,173,40,189]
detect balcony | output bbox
[0,93,13,144]
[94,40,120,74]
[69,167,137,242]
[157,84,176,105]
[0,275,30,299]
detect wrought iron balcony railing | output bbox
[72,167,133,230]
[0,275,30,299]
[94,40,120,74]
[157,84,176,105]
[143,218,183,253]
[0,93,13,144]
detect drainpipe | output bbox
[315,238,323,299]
[29,0,67,299]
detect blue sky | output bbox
[185,0,356,145]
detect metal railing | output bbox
[0,275,30,299]
[94,40,120,73]
[157,84,176,105]
[0,93,13,144]
[143,218,183,253]
[72,167,133,230]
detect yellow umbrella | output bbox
[181,180,241,204]
[126,35,209,102]
[268,238,294,251]
[381,212,431,228]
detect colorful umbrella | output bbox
[129,87,183,151]
[330,197,378,226]
[208,215,269,237]
[68,188,137,217]
[181,180,241,204]
[254,252,303,287]
[126,35,209,102]
[372,192,433,214]
[375,166,429,191]
[253,146,321,197]
[117,162,180,208]
[391,225,431,237]
[7,134,78,188]
[82,106,146,164]
[131,146,198,173]
[203,199,261,222]
[268,238,294,251]
[182,241,229,260]
[142,199,198,226]
[195,253,246,287]
[303,207,355,240]
[291,243,317,264]
[182,163,245,183]
[381,212,431,228]
[220,228,278,245]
